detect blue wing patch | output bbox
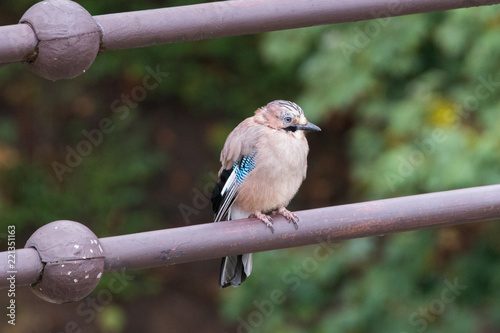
[213,152,257,222]
[234,153,256,185]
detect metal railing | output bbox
[1,0,500,79]
[2,185,500,303]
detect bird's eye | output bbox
[284,116,293,123]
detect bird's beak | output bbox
[296,121,321,132]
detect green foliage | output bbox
[97,305,127,333]
[260,7,500,199]
[220,6,500,333]
[0,112,164,235]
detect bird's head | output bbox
[255,100,321,133]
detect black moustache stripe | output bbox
[283,126,297,132]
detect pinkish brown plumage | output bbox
[211,100,320,288]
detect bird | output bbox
[211,100,320,288]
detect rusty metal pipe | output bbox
[1,0,500,64]
[94,0,500,51]
[2,184,500,290]
[0,23,38,64]
[0,247,43,287]
[100,184,500,272]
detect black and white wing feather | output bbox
[211,152,256,222]
[211,152,256,288]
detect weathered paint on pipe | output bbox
[1,0,500,64]
[0,24,38,63]
[94,0,500,50]
[99,184,500,273]
[4,184,500,291]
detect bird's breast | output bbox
[235,130,309,214]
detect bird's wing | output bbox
[212,118,262,221]
[220,118,262,169]
[211,152,256,222]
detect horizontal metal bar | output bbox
[94,0,500,50]
[1,0,500,64]
[0,247,43,288]
[2,184,500,290]
[100,184,500,272]
[0,23,38,64]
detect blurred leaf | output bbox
[98,305,126,333]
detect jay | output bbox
[211,100,320,288]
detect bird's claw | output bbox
[253,211,274,233]
[277,207,299,230]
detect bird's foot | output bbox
[276,206,299,230]
[252,211,274,233]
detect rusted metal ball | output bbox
[25,220,104,304]
[19,0,101,81]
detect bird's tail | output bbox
[219,253,252,288]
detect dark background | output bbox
[2,1,500,332]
